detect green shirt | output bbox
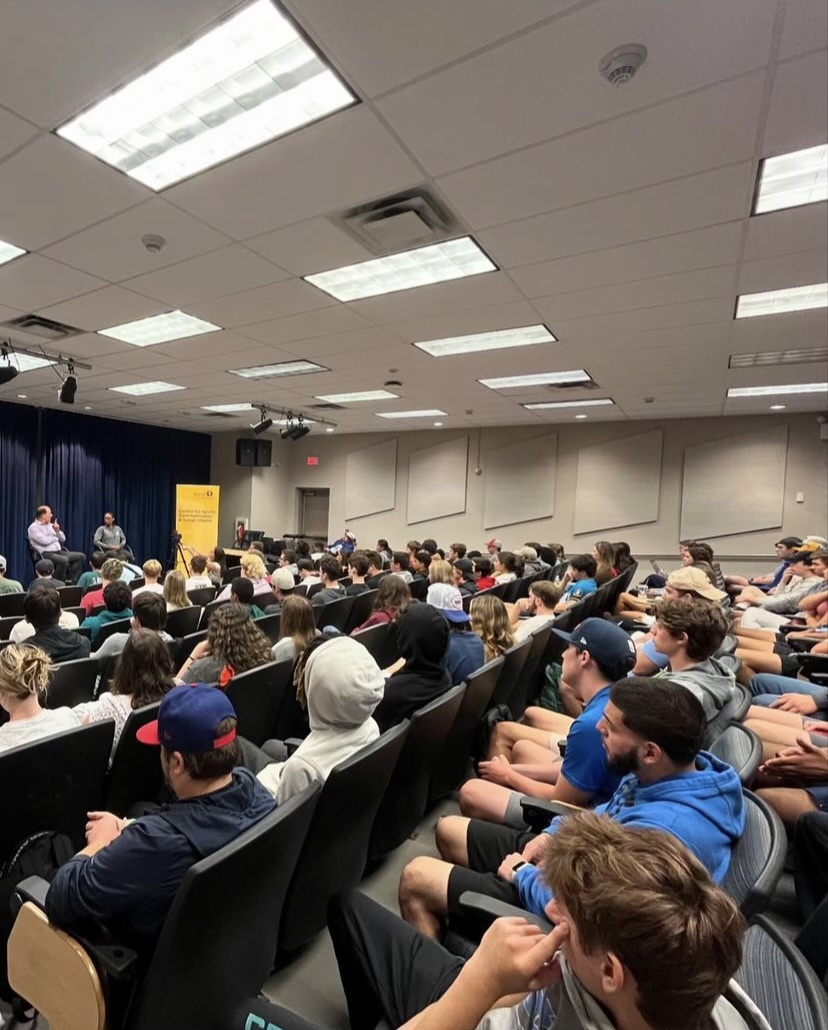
[0,578,23,595]
[76,571,102,591]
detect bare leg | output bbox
[755,788,817,832]
[513,738,562,769]
[736,648,783,676]
[398,856,453,938]
[487,720,553,761]
[744,714,807,762]
[458,780,512,823]
[435,815,470,866]
[736,587,768,604]
[733,628,777,648]
[524,707,575,735]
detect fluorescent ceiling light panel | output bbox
[413,324,556,357]
[98,310,220,346]
[304,237,496,301]
[228,360,327,378]
[0,239,26,266]
[110,381,186,396]
[729,347,828,368]
[727,383,828,397]
[315,390,399,403]
[479,370,590,389]
[376,409,447,419]
[56,0,356,191]
[9,354,56,372]
[200,403,256,412]
[754,144,828,214]
[735,283,828,319]
[524,398,614,410]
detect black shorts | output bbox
[446,820,535,918]
[772,641,801,677]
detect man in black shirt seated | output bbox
[21,587,90,662]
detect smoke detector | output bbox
[141,234,166,253]
[599,44,647,86]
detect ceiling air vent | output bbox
[332,187,464,256]
[309,402,345,410]
[202,411,234,419]
[547,379,601,391]
[2,314,83,340]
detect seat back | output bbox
[709,722,763,786]
[409,578,428,601]
[56,585,82,607]
[518,624,554,706]
[344,589,378,633]
[723,791,786,917]
[198,596,230,631]
[225,660,295,746]
[0,592,27,618]
[46,657,99,708]
[430,658,505,802]
[734,914,828,1030]
[0,614,23,640]
[127,785,321,1030]
[164,606,203,638]
[174,629,208,669]
[369,683,466,859]
[186,585,216,607]
[253,611,281,643]
[315,595,356,633]
[352,620,400,668]
[94,617,132,646]
[502,577,530,604]
[490,636,534,714]
[104,703,164,816]
[279,722,410,952]
[0,722,114,860]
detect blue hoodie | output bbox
[47,767,275,944]
[514,751,745,915]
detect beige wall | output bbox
[210,414,827,567]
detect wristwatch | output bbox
[512,860,527,872]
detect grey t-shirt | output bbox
[661,657,742,744]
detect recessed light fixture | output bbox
[523,398,614,410]
[84,405,93,410]
[55,0,356,191]
[735,283,828,319]
[99,310,221,346]
[769,404,787,410]
[413,324,556,357]
[376,409,447,419]
[729,347,828,368]
[726,383,828,397]
[228,360,328,379]
[305,236,496,301]
[9,354,56,372]
[0,239,26,266]
[479,370,590,390]
[325,427,335,433]
[16,393,27,399]
[315,390,399,403]
[200,403,256,413]
[575,414,588,420]
[753,144,828,214]
[433,421,444,426]
[109,381,186,396]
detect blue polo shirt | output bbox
[561,577,598,603]
[560,685,620,805]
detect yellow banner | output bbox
[175,484,220,570]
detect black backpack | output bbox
[1,830,75,883]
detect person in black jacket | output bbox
[22,588,90,662]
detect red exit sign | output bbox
[307,456,319,466]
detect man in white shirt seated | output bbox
[509,581,559,642]
[297,558,321,589]
[184,553,213,591]
[132,559,164,598]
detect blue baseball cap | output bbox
[136,684,237,752]
[552,618,636,672]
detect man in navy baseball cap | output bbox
[552,617,637,676]
[46,685,274,947]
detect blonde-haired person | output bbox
[0,644,79,753]
[80,557,124,616]
[470,594,514,662]
[177,603,272,687]
[428,559,454,585]
[163,569,192,612]
[132,559,164,598]
[215,551,269,602]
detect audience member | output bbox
[230,576,265,618]
[297,557,321,589]
[178,603,271,686]
[362,551,385,589]
[351,575,410,634]
[682,541,727,593]
[515,545,544,576]
[79,558,124,615]
[81,581,133,645]
[92,512,130,559]
[76,551,105,593]
[93,591,171,662]
[374,603,451,731]
[484,537,502,556]
[592,540,617,585]
[399,678,743,931]
[612,540,635,573]
[328,529,356,558]
[74,631,175,755]
[215,551,269,602]
[473,556,496,590]
[263,568,296,614]
[17,588,90,661]
[330,813,757,1030]
[452,557,478,597]
[26,505,85,583]
[738,550,825,629]
[493,551,519,584]
[345,553,372,595]
[748,670,828,720]
[554,555,598,612]
[253,637,384,803]
[210,546,227,585]
[0,555,22,595]
[311,556,346,606]
[448,542,467,562]
[27,558,63,594]
[131,559,164,598]
[279,549,298,578]
[727,536,803,591]
[406,539,422,559]
[470,594,514,663]
[45,686,275,949]
[546,542,566,563]
[163,569,192,611]
[409,550,431,581]
[615,565,726,625]
[272,594,318,664]
[376,539,392,565]
[390,551,414,584]
[428,584,485,686]
[184,554,213,591]
[420,538,438,557]
[428,558,454,585]
[10,587,81,648]
[755,734,828,831]
[508,581,559,643]
[0,644,79,753]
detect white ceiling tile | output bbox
[778,0,828,59]
[235,305,373,346]
[763,51,828,155]
[743,205,828,262]
[166,106,422,239]
[188,278,335,329]
[37,286,164,331]
[386,300,546,345]
[244,218,374,276]
[378,0,775,174]
[544,297,735,337]
[438,73,765,228]
[345,272,524,325]
[0,254,107,310]
[0,107,39,163]
[0,135,149,250]
[123,245,289,306]
[42,198,230,281]
[283,326,404,357]
[737,248,828,293]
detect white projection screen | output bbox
[680,425,788,539]
[574,430,663,534]
[407,435,468,524]
[344,438,397,519]
[484,434,557,529]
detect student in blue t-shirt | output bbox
[554,554,598,612]
[460,619,637,827]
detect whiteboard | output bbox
[407,435,468,524]
[680,425,788,539]
[484,434,557,529]
[574,430,663,534]
[344,438,397,519]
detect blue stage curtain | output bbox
[0,402,38,581]
[41,410,210,567]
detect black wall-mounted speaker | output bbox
[236,438,272,467]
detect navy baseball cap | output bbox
[552,618,636,672]
[136,684,237,752]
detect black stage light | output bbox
[58,374,77,404]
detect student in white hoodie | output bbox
[255,635,385,804]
